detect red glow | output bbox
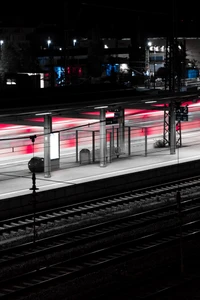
[1,100,200,156]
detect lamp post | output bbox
[0,40,4,60]
[47,37,51,48]
[153,63,157,89]
[147,42,157,89]
[146,41,152,88]
[47,37,54,88]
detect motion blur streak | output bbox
[0,99,200,156]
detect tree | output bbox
[0,41,20,73]
[0,41,40,88]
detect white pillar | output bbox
[44,114,52,177]
[100,108,107,167]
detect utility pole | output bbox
[29,135,39,245]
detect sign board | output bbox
[106,117,119,125]
[176,106,188,121]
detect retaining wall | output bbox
[0,159,199,220]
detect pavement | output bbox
[0,141,200,200]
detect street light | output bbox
[47,37,51,48]
[145,41,152,88]
[46,37,54,87]
[0,40,4,60]
[147,41,152,47]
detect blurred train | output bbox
[0,98,200,157]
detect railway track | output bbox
[0,191,200,268]
[0,219,200,299]
[0,200,182,268]
[1,175,200,245]
[0,190,199,297]
[0,176,200,298]
[93,246,200,300]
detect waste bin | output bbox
[28,157,44,173]
[80,149,90,164]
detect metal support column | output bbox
[169,103,176,155]
[100,108,107,167]
[128,127,131,156]
[116,128,119,148]
[165,37,169,91]
[176,120,182,147]
[44,114,52,178]
[108,132,112,163]
[118,108,125,153]
[110,127,114,159]
[144,127,147,157]
[163,105,170,146]
[76,130,78,162]
[92,131,95,163]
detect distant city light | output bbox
[120,63,128,72]
[0,40,4,45]
[73,39,77,46]
[104,44,108,48]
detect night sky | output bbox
[0,1,199,37]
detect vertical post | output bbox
[92,131,95,162]
[107,132,112,163]
[0,40,3,60]
[179,121,182,147]
[165,38,169,91]
[30,172,39,245]
[169,102,176,155]
[110,126,114,159]
[29,135,39,245]
[128,126,131,156]
[116,128,119,148]
[111,126,115,155]
[118,108,125,153]
[100,108,107,167]
[145,127,148,157]
[145,43,150,86]
[44,114,52,178]
[47,37,54,88]
[76,130,78,162]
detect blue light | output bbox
[104,64,119,76]
[54,66,65,85]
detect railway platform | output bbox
[0,142,200,201]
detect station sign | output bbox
[106,106,123,125]
[175,105,188,121]
[106,117,119,125]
